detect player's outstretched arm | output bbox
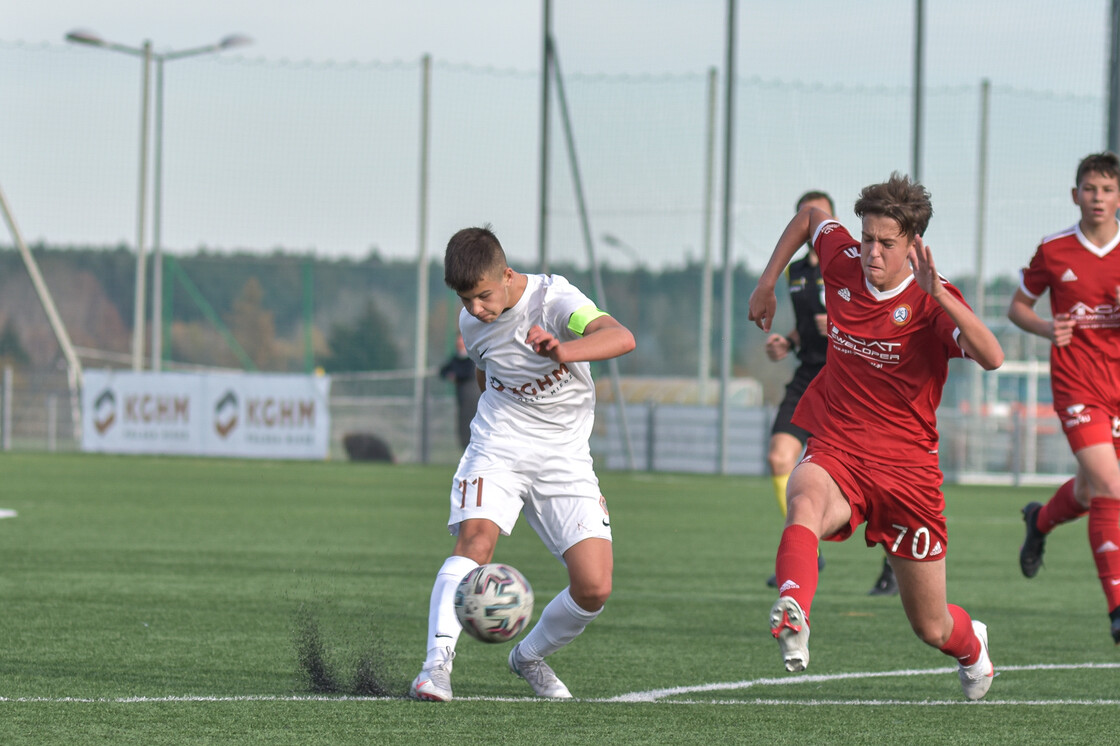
[526,315,635,363]
[910,238,1003,370]
[749,205,827,332]
[1008,289,1075,347]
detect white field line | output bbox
[2,662,1119,705]
[603,661,1120,703]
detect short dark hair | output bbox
[1075,152,1120,187]
[853,173,932,239]
[796,190,834,215]
[443,225,508,293]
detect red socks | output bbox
[1036,479,1087,532]
[939,604,981,666]
[774,524,820,619]
[1088,498,1120,611]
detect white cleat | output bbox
[770,596,810,672]
[409,649,454,702]
[958,620,995,701]
[508,642,572,699]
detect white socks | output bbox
[517,587,601,661]
[424,555,478,668]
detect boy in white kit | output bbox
[410,225,636,701]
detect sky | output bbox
[10,0,1108,90]
[2,1,1114,284]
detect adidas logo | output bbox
[838,288,851,302]
[779,580,801,593]
[930,541,944,557]
[1060,268,1078,282]
[1095,540,1120,554]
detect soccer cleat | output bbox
[409,649,454,702]
[508,642,572,699]
[957,620,994,701]
[769,596,810,672]
[1111,616,1120,645]
[868,557,899,596]
[1019,501,1046,578]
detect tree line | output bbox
[0,243,1026,404]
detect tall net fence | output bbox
[0,18,1108,481]
[0,40,1106,278]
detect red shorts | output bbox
[1052,400,1120,456]
[801,438,948,561]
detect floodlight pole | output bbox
[717,0,737,474]
[537,0,552,274]
[1109,0,1120,153]
[65,30,252,372]
[65,31,152,371]
[911,0,925,181]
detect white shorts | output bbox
[447,440,612,561]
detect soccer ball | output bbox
[453,563,534,644]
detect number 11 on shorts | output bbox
[458,477,484,508]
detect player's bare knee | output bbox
[571,579,612,611]
[452,536,496,564]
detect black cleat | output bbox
[868,557,899,596]
[1112,617,1120,645]
[1019,502,1046,578]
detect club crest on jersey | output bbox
[838,288,851,302]
[891,304,912,326]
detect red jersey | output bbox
[792,221,967,468]
[1019,223,1120,404]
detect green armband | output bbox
[568,304,608,336]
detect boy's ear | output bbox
[1071,186,1079,205]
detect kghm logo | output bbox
[215,390,239,438]
[93,389,116,434]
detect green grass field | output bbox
[1,453,1118,744]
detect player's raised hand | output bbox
[765,333,789,361]
[525,324,561,359]
[908,235,942,299]
[748,284,777,332]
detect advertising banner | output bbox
[81,371,331,460]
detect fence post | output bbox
[2,366,11,451]
[420,375,431,464]
[1011,406,1023,487]
[47,395,57,452]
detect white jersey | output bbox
[460,273,598,448]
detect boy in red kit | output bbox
[748,173,1004,700]
[1009,151,1120,644]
